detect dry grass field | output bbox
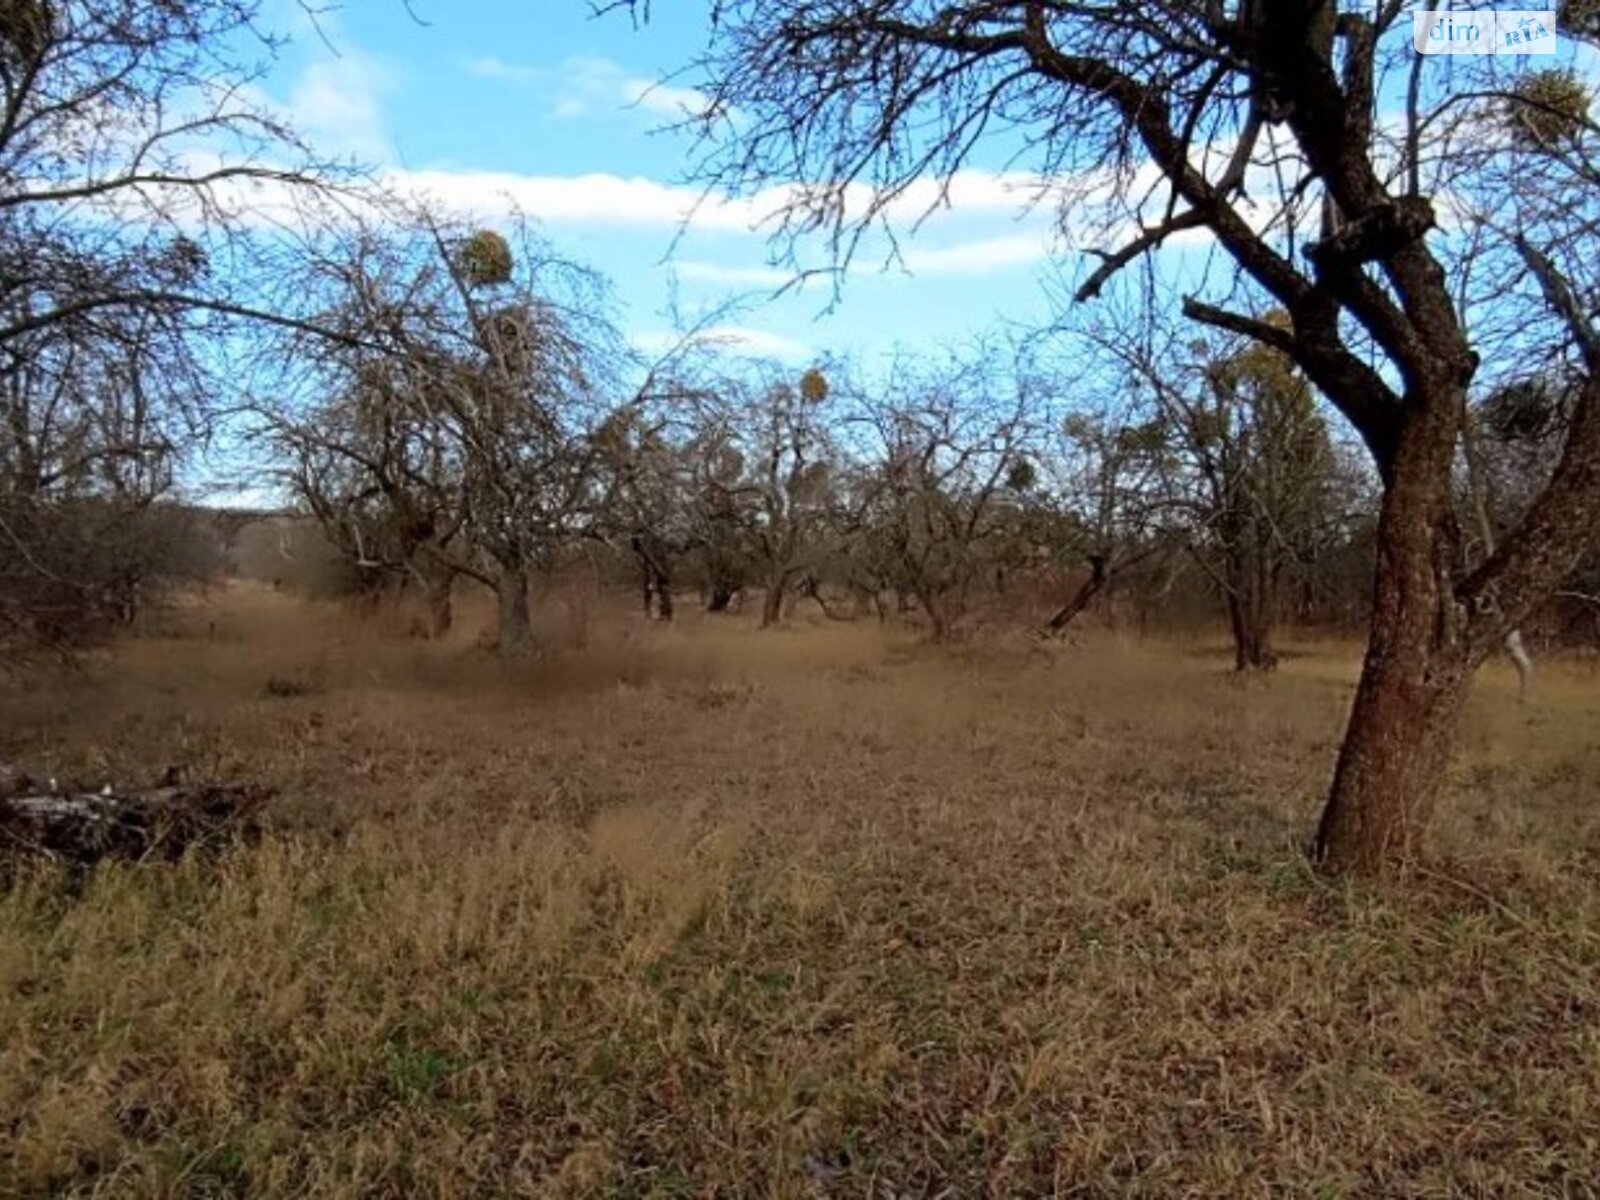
[2,583,1599,1198]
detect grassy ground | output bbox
[2,583,1599,1198]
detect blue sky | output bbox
[254,1,1073,370]
[248,4,1600,388]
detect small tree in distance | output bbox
[263,208,622,658]
[851,353,1041,640]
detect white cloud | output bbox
[874,169,1064,223]
[707,326,811,360]
[379,165,1071,239]
[674,231,1052,287]
[463,54,654,120]
[634,324,813,362]
[461,55,539,84]
[380,167,793,231]
[620,78,714,120]
[162,154,1077,289]
[674,260,797,286]
[546,55,624,118]
[899,231,1054,276]
[462,53,717,122]
[285,52,396,164]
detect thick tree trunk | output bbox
[633,536,674,622]
[1240,622,1276,671]
[760,576,787,628]
[1046,555,1107,635]
[1226,593,1260,671]
[1314,350,1600,874]
[913,582,953,641]
[639,563,673,620]
[1316,635,1472,874]
[418,566,453,639]
[1225,570,1277,671]
[706,582,735,613]
[1314,428,1473,875]
[496,564,532,657]
[425,580,453,638]
[653,569,674,621]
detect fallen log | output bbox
[0,765,271,868]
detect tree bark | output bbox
[1314,422,1472,874]
[760,576,787,628]
[496,563,532,657]
[1236,621,1277,671]
[707,581,735,613]
[1046,554,1107,635]
[913,580,953,641]
[1225,559,1277,671]
[419,565,453,639]
[1316,359,1600,874]
[639,562,673,620]
[633,536,674,622]
[653,568,674,621]
[1226,592,1255,671]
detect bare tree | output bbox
[689,366,839,628]
[583,320,750,621]
[1444,52,1600,698]
[1094,321,1345,669]
[263,210,622,657]
[682,423,753,612]
[592,406,693,621]
[852,353,1039,640]
[0,0,347,645]
[681,1,1600,874]
[1040,385,1174,636]
[272,362,467,636]
[261,222,476,633]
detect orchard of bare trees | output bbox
[652,0,1600,875]
[14,4,1600,1193]
[266,254,1386,663]
[6,0,1600,884]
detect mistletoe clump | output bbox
[1504,68,1592,148]
[459,229,513,287]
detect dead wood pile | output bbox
[0,764,271,868]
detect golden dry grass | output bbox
[2,583,1599,1197]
